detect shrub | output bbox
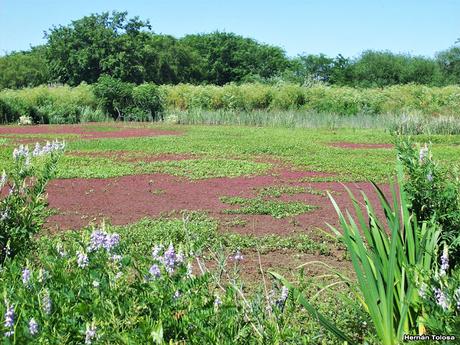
[416,245,460,337]
[273,162,441,345]
[37,103,82,124]
[132,83,164,121]
[0,141,65,263]
[92,75,134,120]
[396,139,460,264]
[79,106,110,123]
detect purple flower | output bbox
[149,264,161,279]
[176,250,185,264]
[77,251,89,268]
[440,246,449,276]
[214,296,222,308]
[88,230,106,252]
[29,318,38,335]
[88,230,120,252]
[418,283,427,298]
[22,267,31,285]
[103,233,120,251]
[12,144,29,161]
[419,145,428,163]
[163,244,176,274]
[434,288,449,310]
[173,290,181,300]
[280,286,289,302]
[85,324,97,344]
[233,250,243,262]
[152,244,163,260]
[427,172,433,182]
[4,305,14,329]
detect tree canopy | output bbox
[0,11,459,89]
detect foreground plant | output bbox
[0,140,65,263]
[273,163,440,345]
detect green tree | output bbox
[92,75,134,120]
[45,11,154,85]
[0,47,49,90]
[181,32,289,85]
[436,45,460,84]
[350,50,442,87]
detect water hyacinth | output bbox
[85,324,97,344]
[434,288,449,311]
[163,244,177,274]
[152,244,163,260]
[29,318,38,336]
[440,245,449,276]
[88,229,120,252]
[280,286,289,302]
[427,172,433,182]
[32,140,66,157]
[13,144,29,161]
[149,264,161,279]
[22,267,31,286]
[418,283,428,298]
[4,304,14,337]
[77,251,89,268]
[419,144,429,163]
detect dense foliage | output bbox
[275,143,460,344]
[0,11,459,90]
[0,140,65,263]
[2,83,460,124]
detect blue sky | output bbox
[0,0,459,58]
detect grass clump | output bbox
[256,185,325,198]
[138,159,271,179]
[220,196,316,219]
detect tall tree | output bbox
[0,47,49,89]
[181,32,289,85]
[45,11,154,85]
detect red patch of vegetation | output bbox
[68,151,197,162]
[46,169,389,236]
[329,142,393,149]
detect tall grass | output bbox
[0,84,99,124]
[168,109,460,134]
[161,83,460,116]
[2,83,460,126]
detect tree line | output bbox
[1,11,459,90]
